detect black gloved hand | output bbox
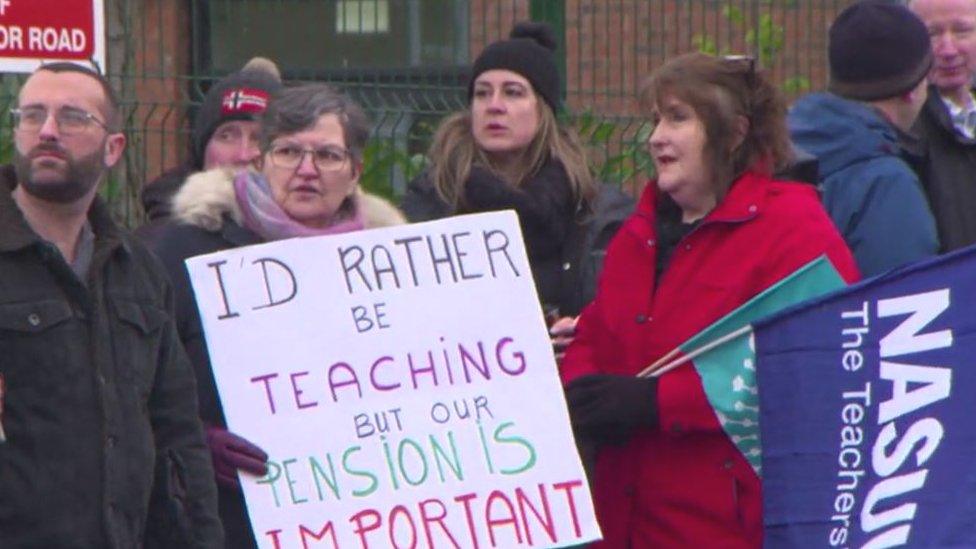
[565,374,659,445]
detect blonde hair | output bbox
[428,101,595,211]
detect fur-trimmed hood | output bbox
[171,168,406,233]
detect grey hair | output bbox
[259,83,370,162]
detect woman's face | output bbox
[471,69,541,159]
[260,113,358,228]
[647,95,716,218]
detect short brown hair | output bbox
[35,62,123,131]
[639,53,793,194]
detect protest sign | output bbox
[756,247,976,548]
[186,211,601,548]
[0,0,105,73]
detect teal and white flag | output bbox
[656,256,847,475]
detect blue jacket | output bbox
[789,92,938,277]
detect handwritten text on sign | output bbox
[187,212,601,548]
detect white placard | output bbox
[186,211,601,548]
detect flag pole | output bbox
[634,346,683,378]
[638,325,754,379]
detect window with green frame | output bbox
[195,0,470,75]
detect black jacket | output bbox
[557,182,635,316]
[402,161,634,316]
[152,219,264,549]
[0,166,222,548]
[135,163,197,245]
[152,220,260,428]
[913,85,976,252]
[776,144,820,185]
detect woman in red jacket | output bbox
[561,53,860,547]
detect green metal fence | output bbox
[1,0,855,228]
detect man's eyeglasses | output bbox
[267,143,351,172]
[10,106,109,135]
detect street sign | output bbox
[0,0,105,74]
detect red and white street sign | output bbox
[0,0,105,74]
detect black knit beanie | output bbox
[827,1,933,102]
[468,21,561,112]
[192,57,283,168]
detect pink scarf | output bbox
[232,171,365,241]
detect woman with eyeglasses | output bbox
[149,83,404,548]
[560,53,860,547]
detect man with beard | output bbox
[0,63,222,548]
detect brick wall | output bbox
[563,0,854,119]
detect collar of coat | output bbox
[632,170,774,235]
[171,167,407,233]
[0,163,127,256]
[923,84,976,145]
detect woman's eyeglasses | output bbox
[267,143,351,172]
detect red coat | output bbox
[561,171,859,548]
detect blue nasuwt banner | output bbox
[755,246,976,548]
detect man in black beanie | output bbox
[788,0,939,277]
[137,57,281,242]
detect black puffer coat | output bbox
[135,162,197,245]
[402,160,634,316]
